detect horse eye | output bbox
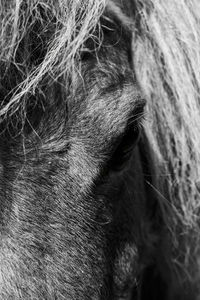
[108,124,141,172]
[80,49,94,61]
[108,102,145,172]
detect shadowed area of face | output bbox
[0,10,153,300]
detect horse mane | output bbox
[0,0,106,118]
[1,0,200,292]
[131,0,200,288]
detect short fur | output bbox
[0,0,200,299]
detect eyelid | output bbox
[126,99,146,129]
[133,99,146,118]
[108,105,144,172]
[108,125,141,172]
[108,98,146,159]
[115,98,145,149]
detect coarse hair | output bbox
[1,0,200,294]
[131,0,200,289]
[0,0,106,118]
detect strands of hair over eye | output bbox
[1,0,200,295]
[0,0,106,118]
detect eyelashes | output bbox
[108,124,141,172]
[108,101,145,172]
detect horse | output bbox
[0,0,200,299]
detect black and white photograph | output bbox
[0,1,199,299]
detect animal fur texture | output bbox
[0,0,200,299]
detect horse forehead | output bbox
[86,83,141,128]
[68,78,141,146]
[70,58,141,133]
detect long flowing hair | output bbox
[0,0,105,118]
[0,0,200,293]
[131,0,200,290]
